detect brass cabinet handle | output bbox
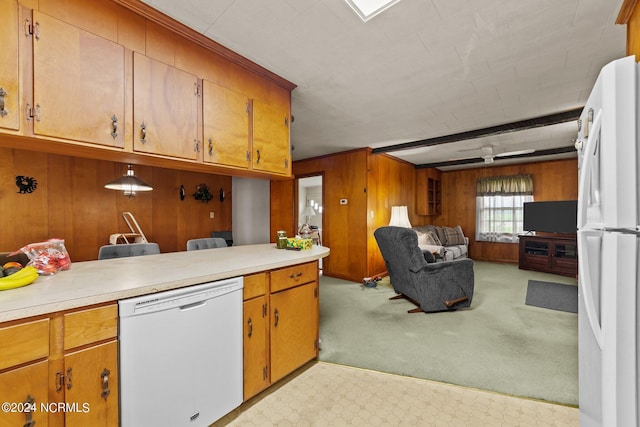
[274,308,279,327]
[101,368,111,400]
[23,394,36,427]
[256,149,261,164]
[66,367,73,390]
[0,87,7,117]
[247,318,253,338]
[111,115,118,139]
[56,370,63,392]
[140,122,147,143]
[289,272,303,279]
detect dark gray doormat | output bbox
[525,280,578,313]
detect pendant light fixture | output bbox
[104,164,153,197]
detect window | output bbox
[475,175,533,243]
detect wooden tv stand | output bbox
[518,234,578,278]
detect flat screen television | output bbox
[523,200,577,234]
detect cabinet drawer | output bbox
[244,272,268,301]
[64,304,117,350]
[270,262,317,293]
[0,318,49,370]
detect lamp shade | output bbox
[104,164,153,197]
[389,206,411,228]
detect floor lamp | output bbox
[389,206,411,228]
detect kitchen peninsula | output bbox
[0,244,329,427]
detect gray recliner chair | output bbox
[98,243,160,260]
[374,226,474,313]
[186,237,227,251]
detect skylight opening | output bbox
[344,0,402,22]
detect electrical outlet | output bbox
[209,212,215,219]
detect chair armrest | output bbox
[411,257,473,275]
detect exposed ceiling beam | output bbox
[416,145,577,169]
[371,108,583,154]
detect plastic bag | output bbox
[11,238,72,275]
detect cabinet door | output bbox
[252,99,290,175]
[32,11,125,148]
[0,0,19,131]
[203,80,250,168]
[270,282,318,383]
[243,296,269,400]
[0,361,49,427]
[133,53,199,160]
[64,340,118,427]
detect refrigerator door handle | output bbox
[577,229,603,350]
[577,108,602,230]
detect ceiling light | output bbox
[344,0,401,22]
[104,164,153,197]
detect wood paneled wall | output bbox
[428,158,578,263]
[291,149,415,282]
[292,149,369,281]
[367,153,416,277]
[291,150,577,279]
[0,147,231,262]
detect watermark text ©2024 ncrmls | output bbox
[2,401,90,414]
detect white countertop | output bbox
[0,244,330,323]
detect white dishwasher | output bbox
[119,277,243,427]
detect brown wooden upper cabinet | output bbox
[252,99,291,175]
[0,0,20,132]
[32,10,125,148]
[133,52,199,160]
[202,80,251,169]
[0,0,294,178]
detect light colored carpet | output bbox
[214,362,578,426]
[318,261,578,405]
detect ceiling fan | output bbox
[457,145,536,164]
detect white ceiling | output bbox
[140,0,626,170]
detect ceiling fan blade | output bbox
[495,148,535,157]
[457,146,482,153]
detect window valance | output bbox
[476,174,533,196]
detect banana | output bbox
[0,266,39,291]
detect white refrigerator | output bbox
[575,55,639,427]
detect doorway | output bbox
[297,175,323,268]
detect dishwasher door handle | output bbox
[179,300,207,311]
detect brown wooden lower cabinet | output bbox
[62,341,118,426]
[243,261,319,401]
[0,304,118,427]
[270,281,319,383]
[0,262,320,423]
[243,295,269,400]
[0,361,49,427]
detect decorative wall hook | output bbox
[16,176,38,194]
[193,184,213,203]
[219,188,227,202]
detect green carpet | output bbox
[318,261,578,405]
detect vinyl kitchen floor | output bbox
[213,362,579,426]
